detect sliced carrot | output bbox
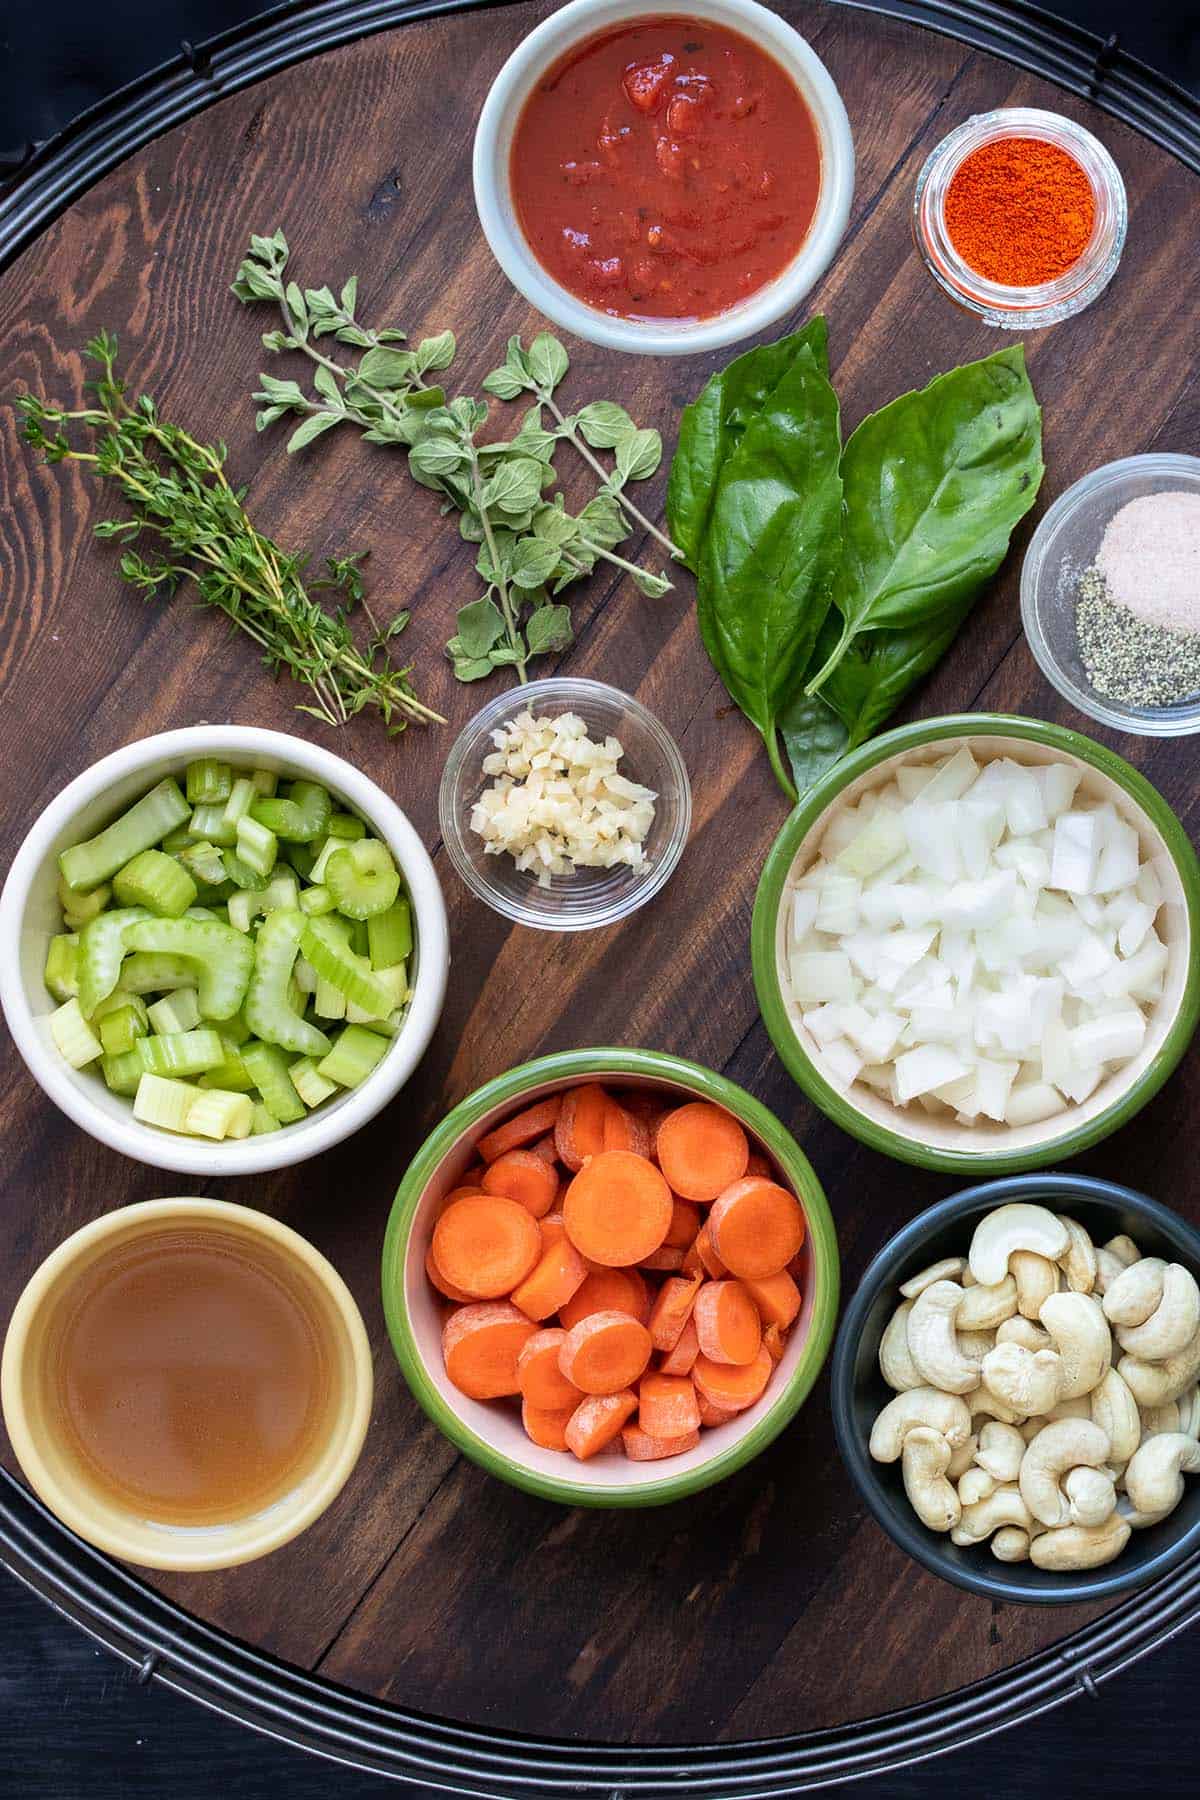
[696,1392,740,1428]
[521,1400,576,1451]
[763,1323,787,1364]
[476,1096,562,1164]
[708,1178,804,1280]
[538,1210,568,1252]
[745,1150,773,1180]
[655,1102,749,1203]
[694,1223,729,1281]
[743,1268,801,1330]
[617,1090,660,1123]
[530,1133,560,1165]
[432,1196,541,1299]
[647,1272,702,1352]
[622,1424,701,1461]
[425,1244,474,1305]
[511,1239,589,1321]
[681,1238,704,1280]
[481,1148,560,1219]
[559,1267,650,1330]
[563,1150,673,1266]
[460,1163,487,1187]
[559,1309,652,1395]
[442,1302,537,1399]
[440,1184,487,1208]
[638,1372,701,1440]
[602,1102,651,1158]
[640,1245,685,1272]
[786,1252,805,1281]
[659,1316,700,1377]
[517,1327,584,1410]
[692,1345,773,1412]
[693,1279,762,1366]
[565,1390,637,1461]
[554,1083,613,1171]
[665,1198,702,1249]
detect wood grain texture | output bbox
[1,0,1197,1747]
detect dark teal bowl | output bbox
[831,1173,1200,1604]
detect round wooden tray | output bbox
[3,0,1199,1788]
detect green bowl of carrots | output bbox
[381,1049,839,1507]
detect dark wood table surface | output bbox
[3,0,1200,1789]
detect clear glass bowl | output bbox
[438,678,691,930]
[1020,453,1200,738]
[913,107,1127,329]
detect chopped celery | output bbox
[187,1088,254,1140]
[160,826,195,855]
[197,1034,255,1091]
[134,1073,202,1132]
[44,934,80,1001]
[313,977,347,1020]
[58,875,110,926]
[147,988,201,1035]
[123,917,254,1020]
[137,1029,225,1078]
[222,849,269,892]
[299,883,336,916]
[102,1051,144,1095]
[228,890,257,934]
[221,1009,252,1046]
[189,802,236,847]
[293,956,318,994]
[244,907,331,1057]
[367,898,412,969]
[316,1025,389,1088]
[121,952,198,994]
[308,838,339,884]
[326,839,400,920]
[283,840,316,880]
[59,779,191,893]
[260,871,300,913]
[350,919,370,959]
[289,1057,339,1108]
[221,777,257,840]
[99,1003,148,1057]
[186,759,233,805]
[240,1040,307,1123]
[90,987,149,1027]
[301,914,392,1014]
[249,780,331,844]
[326,812,366,841]
[236,815,278,879]
[345,963,407,1023]
[178,840,227,886]
[250,768,278,798]
[251,1102,281,1134]
[77,907,151,1018]
[113,848,197,918]
[49,998,103,1067]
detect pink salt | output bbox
[1096,491,1200,636]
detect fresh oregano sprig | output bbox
[231,230,678,686]
[17,331,442,734]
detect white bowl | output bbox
[473,0,855,355]
[0,727,449,1176]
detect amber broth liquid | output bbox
[47,1227,337,1526]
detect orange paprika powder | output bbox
[943,136,1095,286]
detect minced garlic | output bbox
[470,710,656,886]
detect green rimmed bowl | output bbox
[752,715,1200,1175]
[381,1049,839,1506]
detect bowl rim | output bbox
[437,675,692,932]
[471,0,855,356]
[751,712,1200,1174]
[0,1196,374,1571]
[381,1047,840,1506]
[829,1172,1200,1604]
[0,725,450,1176]
[1019,451,1200,737]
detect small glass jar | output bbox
[913,107,1127,329]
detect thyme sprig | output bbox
[18,331,442,733]
[232,230,679,684]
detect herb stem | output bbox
[540,389,682,560]
[764,727,798,803]
[804,626,852,698]
[467,446,528,684]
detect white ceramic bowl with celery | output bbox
[752,716,1200,1175]
[0,727,449,1175]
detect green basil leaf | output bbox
[576,401,637,449]
[357,345,418,388]
[695,343,843,787]
[614,426,662,482]
[809,344,1043,695]
[525,603,574,655]
[666,316,828,571]
[456,596,506,658]
[285,412,340,453]
[526,332,569,393]
[779,683,850,801]
[821,607,970,748]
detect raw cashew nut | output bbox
[975,1421,1026,1485]
[1019,1418,1112,1528]
[946,1433,979,1480]
[996,1315,1052,1352]
[1056,1217,1098,1295]
[1103,1258,1167,1328]
[1094,1248,1130,1297]
[969,1203,1069,1286]
[1089,1368,1142,1466]
[1139,1399,1181,1439]
[879,1301,922,1392]
[901,1427,962,1532]
[991,1526,1031,1562]
[958,1276,1019,1331]
[1030,1515,1131,1571]
[1043,1394,1092,1421]
[870,1388,973,1462]
[1012,1251,1061,1321]
[1103,1235,1141,1269]
[981,1343,1064,1416]
[957,1328,998,1361]
[1063,1465,1117,1527]
[950,1482,1032,1546]
[1116,1265,1200,1362]
[967,1385,1027,1426]
[1039,1291,1112,1398]
[1178,1387,1200,1439]
[958,1466,996,1507]
[900,1256,966,1300]
[906,1281,980,1394]
[1120,1329,1200,1408]
[1124,1432,1200,1522]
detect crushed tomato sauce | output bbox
[510,16,822,322]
